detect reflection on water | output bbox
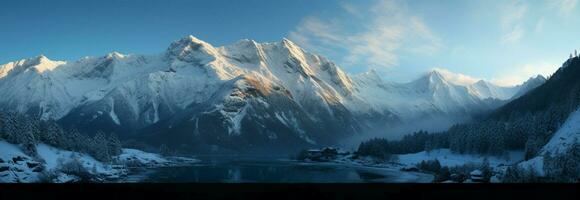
[141,158,400,183]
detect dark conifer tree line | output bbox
[357,56,580,160]
[0,112,122,162]
[356,56,580,182]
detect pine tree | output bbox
[18,116,38,155]
[480,158,492,182]
[64,129,84,152]
[437,166,451,182]
[0,112,6,139]
[92,132,110,163]
[2,112,20,143]
[107,133,122,156]
[424,140,433,153]
[38,120,63,147]
[432,159,442,172]
[159,144,171,156]
[562,141,580,181]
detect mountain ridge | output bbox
[0,35,546,152]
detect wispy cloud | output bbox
[501,25,525,44]
[550,0,578,15]
[500,0,577,43]
[534,17,545,33]
[500,0,528,44]
[288,0,442,71]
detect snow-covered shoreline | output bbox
[0,140,199,183]
[295,159,435,183]
[0,137,547,183]
[295,148,530,183]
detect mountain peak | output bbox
[230,39,260,50]
[105,51,125,59]
[520,74,547,88]
[36,54,50,61]
[166,35,218,64]
[27,54,58,65]
[22,54,64,73]
[368,69,379,77]
[170,35,213,48]
[530,74,546,82]
[411,69,450,88]
[235,38,257,45]
[281,37,294,44]
[183,35,206,44]
[426,69,447,83]
[473,79,490,87]
[515,74,547,88]
[23,55,54,66]
[355,69,382,83]
[281,37,301,50]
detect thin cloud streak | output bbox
[289,0,443,71]
[500,0,528,44]
[550,0,578,15]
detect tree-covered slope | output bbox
[490,57,580,120]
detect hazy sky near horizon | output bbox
[1,0,579,86]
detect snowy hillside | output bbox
[541,108,580,155]
[0,140,193,183]
[397,149,525,167]
[0,140,42,183]
[0,140,124,183]
[511,107,580,178]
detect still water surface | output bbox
[133,156,433,183]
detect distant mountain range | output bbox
[0,36,546,153]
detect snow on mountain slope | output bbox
[0,140,40,183]
[541,108,580,155]
[0,35,542,150]
[56,36,366,142]
[515,105,580,177]
[468,80,519,100]
[397,149,525,167]
[407,70,484,115]
[511,75,547,99]
[0,36,523,126]
[0,56,70,120]
[0,140,124,183]
[352,70,494,122]
[351,68,544,123]
[0,52,174,121]
[0,140,195,183]
[36,143,120,175]
[141,72,362,152]
[116,149,169,166]
[433,69,545,101]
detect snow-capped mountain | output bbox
[0,35,542,152]
[351,70,482,121]
[463,74,546,101]
[511,75,547,99]
[350,69,539,125]
[468,80,519,100]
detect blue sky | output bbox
[1,0,579,86]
